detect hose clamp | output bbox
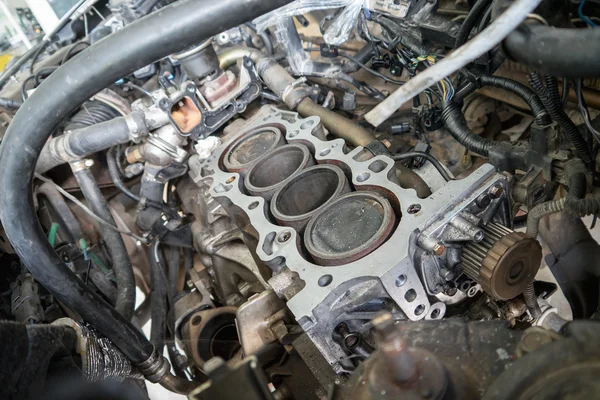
[281,77,307,107]
[125,111,149,143]
[136,347,171,383]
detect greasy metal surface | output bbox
[189,106,507,371]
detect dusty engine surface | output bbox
[0,0,599,399]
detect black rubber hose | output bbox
[478,75,550,125]
[0,96,23,110]
[504,25,600,78]
[149,241,168,355]
[136,165,166,231]
[65,101,121,131]
[454,0,493,48]
[73,167,136,321]
[441,101,499,157]
[36,116,134,174]
[528,72,593,167]
[0,0,292,365]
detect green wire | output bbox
[47,223,60,248]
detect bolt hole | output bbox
[248,201,259,210]
[300,120,315,129]
[407,204,422,214]
[430,308,441,319]
[356,172,370,183]
[277,231,291,243]
[415,304,425,316]
[289,130,299,138]
[320,148,331,157]
[395,274,407,287]
[225,176,236,184]
[318,274,333,287]
[191,315,202,326]
[404,289,417,302]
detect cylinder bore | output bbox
[271,164,350,232]
[223,126,284,173]
[304,192,396,266]
[245,144,314,201]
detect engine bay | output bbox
[0,0,600,399]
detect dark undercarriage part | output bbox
[0,0,599,398]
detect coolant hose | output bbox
[504,24,600,78]
[441,101,499,157]
[36,116,137,174]
[149,241,168,356]
[0,0,292,372]
[72,165,136,321]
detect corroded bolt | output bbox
[489,185,503,199]
[382,139,392,149]
[432,243,445,256]
[407,204,422,214]
[372,312,418,385]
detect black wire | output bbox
[124,82,152,97]
[561,79,570,107]
[20,75,36,101]
[85,259,92,285]
[29,41,49,75]
[337,53,405,85]
[61,41,90,65]
[391,151,453,181]
[34,66,59,86]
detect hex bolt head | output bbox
[489,185,503,199]
[84,159,94,167]
[432,243,445,256]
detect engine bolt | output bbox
[440,268,454,281]
[432,243,445,256]
[84,159,94,168]
[407,204,422,214]
[489,185,503,199]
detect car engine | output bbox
[0,0,600,399]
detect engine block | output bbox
[188,106,510,372]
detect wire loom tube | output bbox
[528,72,593,167]
[441,101,499,157]
[455,75,550,126]
[0,0,292,375]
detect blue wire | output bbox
[579,0,597,27]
